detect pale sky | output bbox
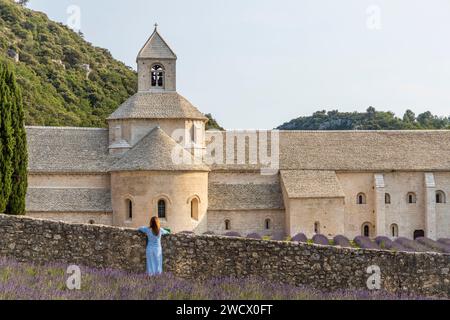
[27,0,450,129]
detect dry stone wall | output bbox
[0,214,448,298]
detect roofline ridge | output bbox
[280,169,337,172]
[25,126,107,131]
[276,129,450,133]
[207,129,450,133]
[108,116,208,121]
[27,187,110,190]
[109,168,210,173]
[136,90,178,94]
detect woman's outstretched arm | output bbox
[161,228,170,236]
[138,226,148,234]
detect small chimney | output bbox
[109,125,131,155]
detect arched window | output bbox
[151,64,165,88]
[191,198,199,221]
[224,219,231,231]
[158,200,166,219]
[407,192,417,204]
[125,199,133,221]
[265,219,271,230]
[436,190,446,204]
[390,224,399,238]
[357,193,367,205]
[314,221,320,234]
[362,222,372,237]
[385,193,391,204]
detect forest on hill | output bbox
[0,0,137,127]
[0,0,224,130]
[277,107,450,130]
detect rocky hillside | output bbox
[0,0,137,127]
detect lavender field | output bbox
[0,256,432,300]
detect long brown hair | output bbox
[150,216,161,236]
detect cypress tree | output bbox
[0,63,14,213]
[5,63,28,215]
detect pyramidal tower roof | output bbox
[137,25,177,60]
[109,127,209,172]
[107,92,207,121]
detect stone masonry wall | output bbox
[0,214,448,298]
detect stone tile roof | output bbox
[279,130,450,171]
[208,183,284,210]
[280,170,345,198]
[26,188,112,212]
[110,127,210,172]
[27,127,450,175]
[27,127,113,174]
[206,130,450,171]
[107,92,207,121]
[137,29,177,60]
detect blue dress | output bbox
[138,227,169,275]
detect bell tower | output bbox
[137,24,177,92]
[107,25,207,157]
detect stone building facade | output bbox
[25,27,450,240]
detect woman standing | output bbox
[138,217,170,276]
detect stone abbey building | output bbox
[25,28,450,240]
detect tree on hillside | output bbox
[0,63,14,213]
[15,0,29,6]
[0,62,28,215]
[205,113,224,131]
[403,109,416,123]
[5,62,27,214]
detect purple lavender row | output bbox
[416,237,450,253]
[0,256,430,300]
[393,238,431,252]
